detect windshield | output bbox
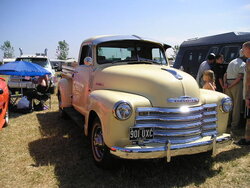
[97,41,167,65]
[16,58,49,68]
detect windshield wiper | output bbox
[137,58,161,64]
[112,59,138,64]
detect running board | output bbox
[64,107,85,129]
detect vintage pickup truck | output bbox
[58,35,232,168]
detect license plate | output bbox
[129,127,154,140]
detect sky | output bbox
[0,0,250,59]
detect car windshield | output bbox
[97,41,167,65]
[16,58,49,68]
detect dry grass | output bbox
[0,94,249,188]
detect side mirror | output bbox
[71,61,78,67]
[0,89,3,94]
[84,57,93,66]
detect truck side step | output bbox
[63,107,85,129]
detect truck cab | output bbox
[58,35,232,168]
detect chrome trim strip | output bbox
[135,121,202,129]
[203,103,217,108]
[202,130,218,137]
[145,135,202,144]
[136,114,203,122]
[202,124,217,130]
[202,118,218,123]
[203,111,217,116]
[136,106,204,114]
[154,128,201,137]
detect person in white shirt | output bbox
[224,50,245,130]
[196,53,215,87]
[236,41,250,145]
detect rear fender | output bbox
[58,78,72,108]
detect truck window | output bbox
[152,48,166,64]
[16,57,49,68]
[182,49,207,77]
[220,46,240,63]
[98,47,132,63]
[79,45,92,65]
[207,47,219,56]
[97,41,167,65]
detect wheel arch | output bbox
[87,110,99,137]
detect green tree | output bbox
[0,41,14,58]
[171,45,180,60]
[56,40,69,60]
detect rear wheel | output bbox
[58,92,68,119]
[91,118,114,168]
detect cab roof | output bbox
[82,35,171,49]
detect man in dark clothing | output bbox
[212,54,226,92]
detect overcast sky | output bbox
[0,0,250,59]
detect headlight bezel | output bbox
[221,97,233,113]
[113,101,133,120]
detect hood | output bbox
[93,64,201,107]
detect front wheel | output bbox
[91,118,114,168]
[3,109,9,127]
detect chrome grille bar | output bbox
[135,121,202,129]
[136,114,203,122]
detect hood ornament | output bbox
[161,68,183,80]
[168,96,199,103]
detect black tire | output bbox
[91,117,114,168]
[49,86,55,94]
[3,109,9,127]
[58,92,68,119]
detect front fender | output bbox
[200,89,230,134]
[58,78,72,108]
[86,90,151,148]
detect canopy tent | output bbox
[0,61,51,76]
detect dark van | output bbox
[173,32,250,78]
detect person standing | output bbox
[196,53,215,87]
[202,70,216,91]
[224,49,246,130]
[237,41,250,145]
[212,54,226,92]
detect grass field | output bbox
[0,93,250,188]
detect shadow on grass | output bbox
[29,111,249,188]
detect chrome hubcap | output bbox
[93,126,104,160]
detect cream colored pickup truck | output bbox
[58,35,232,168]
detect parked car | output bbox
[58,35,232,168]
[0,77,9,129]
[174,32,250,78]
[50,59,65,71]
[8,49,56,95]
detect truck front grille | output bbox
[135,104,218,144]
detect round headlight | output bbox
[113,101,132,120]
[221,97,233,112]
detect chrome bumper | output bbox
[110,134,232,161]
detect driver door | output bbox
[72,45,93,115]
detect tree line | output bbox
[0,40,70,60]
